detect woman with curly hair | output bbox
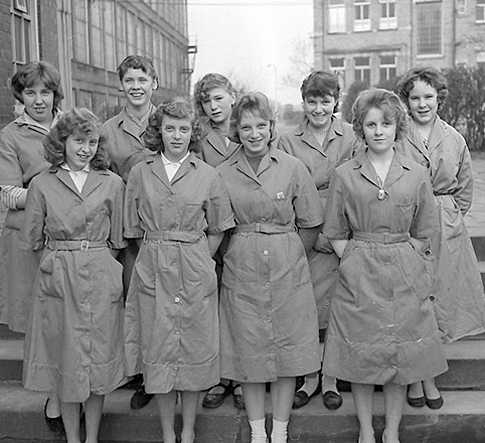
[123,96,234,443]
[323,89,448,443]
[20,108,127,443]
[397,66,485,410]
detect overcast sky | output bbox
[188,0,314,105]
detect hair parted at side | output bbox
[300,70,340,111]
[11,61,64,108]
[352,88,409,142]
[397,66,449,111]
[143,96,203,153]
[43,108,109,170]
[117,54,158,85]
[193,73,237,117]
[229,91,277,144]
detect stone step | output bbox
[1,384,485,443]
[471,235,485,262]
[3,338,485,391]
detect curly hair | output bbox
[352,88,409,142]
[300,70,340,112]
[228,92,277,145]
[143,96,203,153]
[43,108,109,170]
[193,73,237,117]
[11,61,64,109]
[117,55,158,85]
[397,66,449,111]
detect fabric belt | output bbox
[144,230,204,243]
[233,223,295,235]
[46,240,108,251]
[352,232,410,244]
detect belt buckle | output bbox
[80,240,89,251]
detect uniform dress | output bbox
[322,150,449,386]
[198,119,239,168]
[123,152,234,394]
[20,167,127,402]
[217,145,323,382]
[397,117,485,342]
[101,105,158,294]
[0,112,53,333]
[278,116,361,328]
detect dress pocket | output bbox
[394,201,414,232]
[38,252,63,298]
[335,243,360,306]
[273,196,294,225]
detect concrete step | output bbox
[471,235,485,262]
[1,384,485,443]
[3,338,485,391]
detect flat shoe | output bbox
[44,398,64,434]
[202,382,232,409]
[293,390,312,409]
[232,384,245,410]
[322,390,342,410]
[130,386,154,410]
[425,394,444,409]
[407,394,426,408]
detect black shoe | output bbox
[322,390,343,410]
[407,393,426,408]
[425,394,444,409]
[44,398,64,434]
[130,386,154,410]
[202,382,232,409]
[232,384,245,410]
[293,381,322,409]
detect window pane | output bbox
[24,20,30,61]
[15,16,23,61]
[417,2,442,55]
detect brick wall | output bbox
[0,1,14,129]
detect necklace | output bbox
[376,174,386,200]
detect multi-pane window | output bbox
[354,56,370,86]
[127,11,136,56]
[379,55,397,81]
[115,5,127,67]
[329,58,345,89]
[457,0,466,15]
[416,1,442,56]
[328,0,346,34]
[90,1,104,67]
[380,0,397,29]
[11,0,38,70]
[354,0,371,32]
[73,0,88,63]
[104,1,116,71]
[477,0,485,22]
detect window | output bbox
[90,1,104,67]
[11,0,38,70]
[477,0,485,22]
[104,1,116,71]
[328,0,346,34]
[115,5,127,66]
[416,2,442,56]
[457,0,466,15]
[477,51,485,68]
[354,0,371,32]
[354,56,370,86]
[329,58,345,89]
[379,55,397,81]
[380,0,397,29]
[73,1,88,63]
[127,11,136,56]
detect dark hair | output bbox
[352,88,409,142]
[229,92,276,144]
[11,61,64,108]
[397,66,449,111]
[44,108,109,170]
[300,70,340,112]
[117,55,158,86]
[143,96,203,153]
[193,73,237,117]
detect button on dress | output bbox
[217,146,323,382]
[323,151,448,385]
[20,168,127,402]
[397,118,485,342]
[123,153,234,394]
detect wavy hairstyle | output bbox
[43,108,109,170]
[228,91,277,145]
[117,54,158,86]
[143,96,203,153]
[352,88,409,142]
[11,61,64,108]
[193,73,237,117]
[300,70,340,112]
[397,66,449,111]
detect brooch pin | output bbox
[377,189,386,200]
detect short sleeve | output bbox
[0,129,23,187]
[204,172,235,235]
[19,177,46,251]
[292,159,324,229]
[323,171,351,240]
